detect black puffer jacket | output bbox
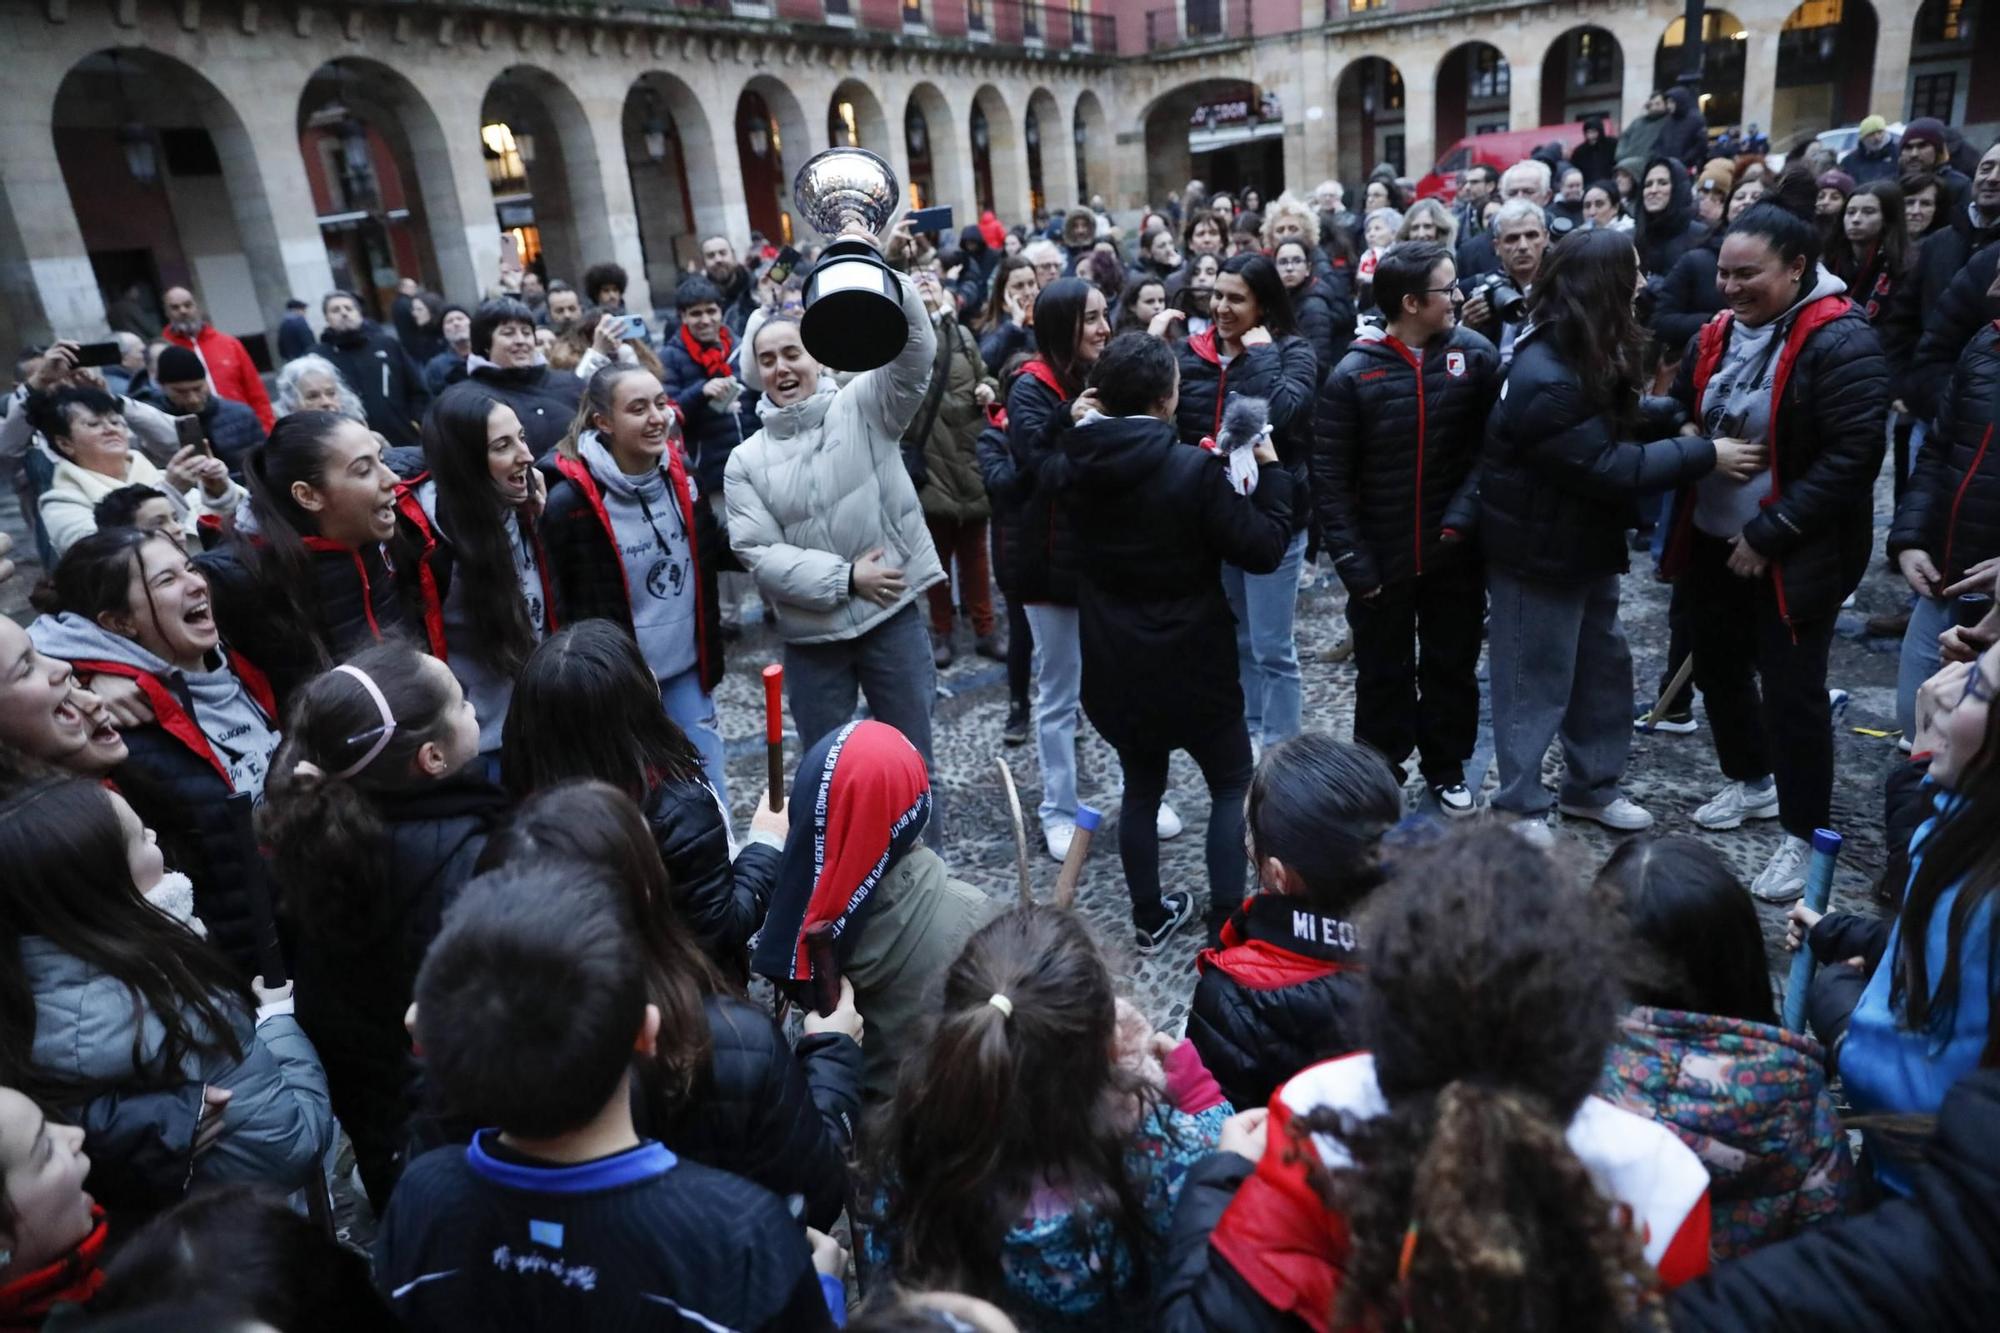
[1891,321,2000,582]
[1653,233,1726,355]
[1668,1067,2000,1333]
[1174,330,1319,531]
[1633,156,1711,278]
[1312,327,1500,594]
[1898,216,2000,413]
[1287,274,1354,391]
[644,777,780,975]
[1157,1152,1292,1333]
[1062,413,1294,750]
[659,333,746,495]
[1187,894,1370,1115]
[977,407,1029,595]
[1479,326,1714,584]
[458,365,582,460]
[1665,296,1889,623]
[290,772,510,1206]
[318,323,429,446]
[197,538,415,708]
[1003,365,1083,604]
[641,994,861,1232]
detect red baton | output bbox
[762,663,785,812]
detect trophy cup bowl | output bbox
[794,147,907,373]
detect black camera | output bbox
[1468,271,1527,326]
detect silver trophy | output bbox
[793,147,905,372]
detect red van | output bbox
[1415,123,1590,204]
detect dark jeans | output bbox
[1657,582,1696,716]
[1006,596,1032,708]
[1679,532,1837,838]
[924,515,996,638]
[1346,560,1485,786]
[1115,721,1253,934]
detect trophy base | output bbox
[801,242,905,373]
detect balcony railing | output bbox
[618,0,1115,52]
[1145,2,1252,52]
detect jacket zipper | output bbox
[1943,423,1993,583]
[1408,346,1427,575]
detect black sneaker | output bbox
[1135,891,1195,957]
[1633,703,1697,735]
[1003,701,1030,747]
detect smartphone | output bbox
[173,414,213,458]
[764,245,803,286]
[624,315,651,343]
[72,341,122,369]
[908,205,955,236]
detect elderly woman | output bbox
[31,385,242,559]
[1398,197,1461,251]
[1259,194,1323,256]
[1356,207,1405,308]
[274,353,368,422]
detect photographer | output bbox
[1458,198,1548,365]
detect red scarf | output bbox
[0,1208,107,1329]
[679,322,734,380]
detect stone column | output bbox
[1402,73,1437,180]
[1508,47,1543,130]
[1039,95,1081,211]
[569,81,654,319]
[213,89,339,336]
[1869,0,1920,120]
[0,105,106,343]
[1297,40,1337,190]
[1622,33,1658,127]
[1739,26,1783,142]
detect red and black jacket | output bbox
[1001,362,1083,605]
[1310,328,1500,595]
[388,474,558,663]
[1175,328,1321,533]
[539,447,724,693]
[1664,295,1888,627]
[1891,320,2000,586]
[1188,893,1370,1116]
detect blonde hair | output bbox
[1397,198,1461,251]
[1260,194,1322,251]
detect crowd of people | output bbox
[2,89,1999,1333]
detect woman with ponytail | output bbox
[256,640,507,1207]
[865,904,1246,1328]
[197,411,411,706]
[1160,825,1712,1332]
[391,384,555,759]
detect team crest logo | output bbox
[1445,351,1467,378]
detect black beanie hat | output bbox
[156,344,207,385]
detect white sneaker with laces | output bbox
[1694,779,1782,831]
[1751,835,1812,902]
[1557,796,1654,831]
[1156,802,1185,840]
[1433,783,1476,818]
[1044,820,1075,864]
[1511,815,1556,850]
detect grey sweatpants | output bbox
[1486,566,1632,817]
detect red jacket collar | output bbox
[1198,893,1359,990]
[1187,327,1221,365]
[1018,358,1070,400]
[0,1208,107,1326]
[73,654,274,787]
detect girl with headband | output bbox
[256,642,507,1208]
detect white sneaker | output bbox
[1511,815,1556,850]
[1751,835,1811,902]
[1557,796,1654,831]
[1432,783,1476,818]
[1693,779,1781,831]
[1156,802,1185,840]
[1044,820,1075,863]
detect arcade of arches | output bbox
[5,0,1995,358]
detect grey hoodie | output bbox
[578,430,698,684]
[29,611,279,796]
[1693,265,1849,540]
[416,480,546,752]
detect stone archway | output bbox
[481,65,618,290]
[905,82,965,212]
[1073,89,1108,203]
[1334,56,1408,182]
[1774,0,1879,146]
[735,74,811,246]
[970,84,1025,221]
[624,70,722,298]
[1540,26,1626,127]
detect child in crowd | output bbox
[0,1085,105,1328]
[751,718,1000,1102]
[376,862,844,1331]
[0,778,331,1207]
[1595,835,1852,1257]
[503,621,772,975]
[865,904,1246,1328]
[258,641,509,1208]
[479,779,863,1229]
[1159,826,1711,1332]
[1189,734,1403,1112]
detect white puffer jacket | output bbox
[725,271,945,644]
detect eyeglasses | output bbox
[1421,285,1464,299]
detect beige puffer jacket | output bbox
[724,271,945,644]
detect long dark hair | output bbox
[1247,734,1402,917]
[1524,228,1647,420]
[1633,155,1694,254]
[501,621,704,801]
[1220,252,1299,338]
[257,641,465,942]
[976,255,1035,335]
[478,781,723,1109]
[1594,836,1778,1025]
[421,385,540,676]
[1892,665,2000,1063]
[234,411,356,666]
[1031,277,1096,397]
[872,905,1158,1313]
[1310,827,1658,1332]
[35,526,175,632]
[0,778,248,1102]
[1823,178,1910,291]
[1111,275,1167,338]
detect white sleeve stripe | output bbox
[639,1292,742,1332]
[388,1269,460,1300]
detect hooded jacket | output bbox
[1891,208,2000,405]
[1653,228,1728,354]
[1061,413,1295,751]
[160,321,274,430]
[1634,156,1711,278]
[1619,104,1669,172]
[659,330,747,495]
[1312,326,1500,594]
[909,311,993,525]
[1657,88,1710,171]
[723,271,946,646]
[1890,320,2000,582]
[28,613,280,978]
[317,321,429,446]
[459,361,583,460]
[1003,362,1085,604]
[1173,329,1320,531]
[1572,118,1619,184]
[1602,1006,1853,1260]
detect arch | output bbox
[1333,57,1408,183]
[1539,26,1625,127]
[481,65,617,290]
[735,74,811,246]
[828,78,890,154]
[1909,0,1993,122]
[1435,41,1512,150]
[1773,0,1879,146]
[623,71,722,301]
[1656,10,1749,132]
[52,48,293,356]
[1073,89,1108,204]
[1140,78,1284,209]
[1025,86,1064,217]
[970,84,1024,221]
[904,82,964,212]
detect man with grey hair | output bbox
[1022,238,1064,290]
[1499,159,1553,207]
[1459,197,1548,364]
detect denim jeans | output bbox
[1897,594,1951,739]
[1487,567,1633,817]
[660,665,729,814]
[1220,528,1308,746]
[784,602,940,837]
[1024,603,1083,830]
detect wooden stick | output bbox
[995,756,1034,906]
[1641,653,1696,731]
[1053,804,1101,910]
